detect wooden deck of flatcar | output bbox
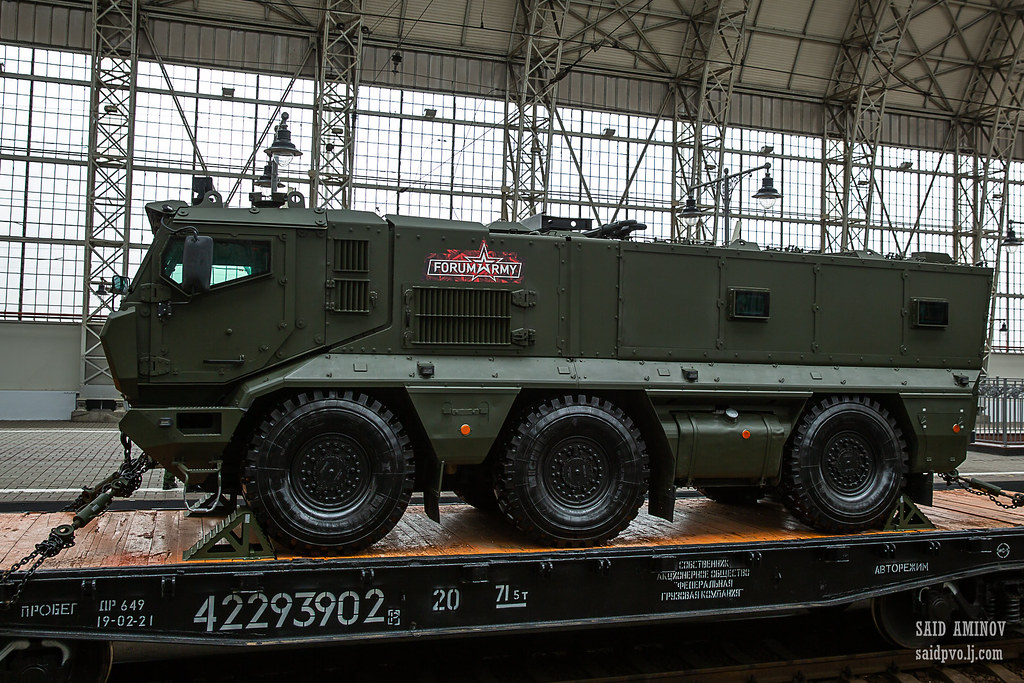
[1,488,1020,570]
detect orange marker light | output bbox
[741,429,751,440]
[953,424,961,433]
[460,424,471,436]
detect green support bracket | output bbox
[883,494,935,531]
[183,507,276,561]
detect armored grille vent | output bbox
[331,279,371,313]
[334,239,369,272]
[413,287,511,345]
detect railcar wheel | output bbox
[780,396,906,532]
[496,395,649,547]
[244,391,415,554]
[872,588,954,649]
[697,486,764,505]
[0,638,112,683]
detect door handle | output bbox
[203,356,245,366]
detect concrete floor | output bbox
[1,420,1023,508]
[0,421,178,504]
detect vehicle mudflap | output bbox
[632,392,676,522]
[424,457,444,523]
[906,472,934,507]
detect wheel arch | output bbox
[791,392,916,468]
[231,385,437,494]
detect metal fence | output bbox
[976,377,1024,447]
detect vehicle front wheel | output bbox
[243,391,415,554]
[496,395,649,547]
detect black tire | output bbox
[243,391,415,554]
[779,396,907,533]
[697,486,763,505]
[496,395,649,547]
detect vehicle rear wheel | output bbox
[697,486,763,505]
[243,391,415,554]
[780,396,906,532]
[496,395,649,547]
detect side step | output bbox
[183,507,276,561]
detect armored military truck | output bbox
[100,176,990,554]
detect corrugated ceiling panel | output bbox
[4,0,1024,161]
[786,42,835,95]
[952,7,995,63]
[362,45,507,98]
[402,0,467,44]
[141,19,314,76]
[802,2,851,40]
[908,5,954,56]
[559,71,670,116]
[3,0,92,51]
[881,113,952,152]
[743,34,800,90]
[753,0,812,33]
[729,92,821,138]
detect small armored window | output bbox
[729,288,770,320]
[162,238,270,288]
[913,298,949,328]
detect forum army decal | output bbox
[424,241,523,283]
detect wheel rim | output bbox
[821,430,876,495]
[542,436,612,507]
[290,432,372,512]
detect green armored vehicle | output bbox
[100,123,991,555]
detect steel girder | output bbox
[670,0,750,243]
[312,0,364,209]
[956,6,1024,266]
[81,0,138,399]
[950,5,1024,351]
[821,0,918,254]
[501,0,570,222]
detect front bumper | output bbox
[120,406,245,481]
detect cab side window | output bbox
[162,238,271,288]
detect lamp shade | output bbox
[1005,226,1022,252]
[265,113,303,161]
[680,196,702,227]
[753,171,782,211]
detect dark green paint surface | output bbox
[101,202,991,491]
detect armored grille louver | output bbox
[329,239,371,313]
[332,279,370,313]
[334,239,369,272]
[413,287,511,345]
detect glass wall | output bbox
[1,43,1021,349]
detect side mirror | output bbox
[182,235,214,294]
[110,275,130,295]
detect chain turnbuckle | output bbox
[0,433,153,610]
[940,469,1024,510]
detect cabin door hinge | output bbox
[139,356,171,377]
[512,289,537,308]
[511,328,536,346]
